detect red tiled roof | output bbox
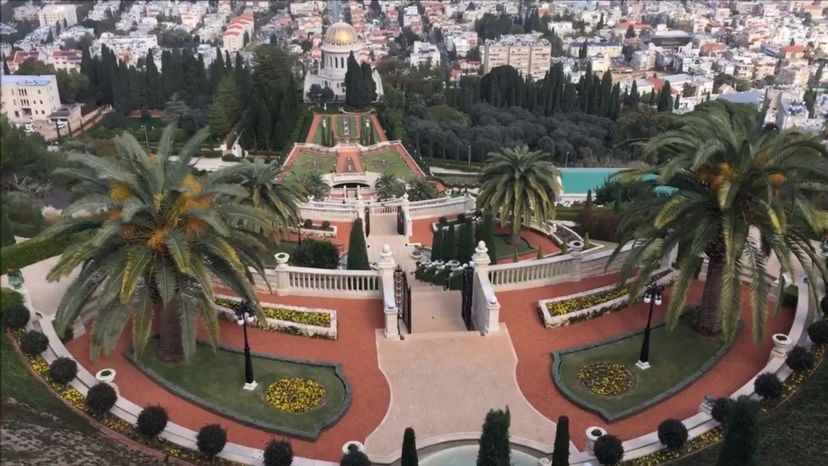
[782,44,806,53]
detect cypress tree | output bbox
[1,208,16,247]
[551,416,570,466]
[345,51,362,108]
[599,71,613,116]
[255,98,271,150]
[443,224,456,261]
[431,226,443,261]
[657,81,673,112]
[609,83,621,119]
[458,220,475,262]
[361,62,377,103]
[475,212,498,264]
[401,427,418,466]
[347,218,370,270]
[674,93,681,110]
[629,80,639,106]
[477,408,511,466]
[716,396,760,466]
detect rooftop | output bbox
[1,74,56,86]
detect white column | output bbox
[401,193,412,239]
[472,241,501,333]
[274,253,291,296]
[377,244,400,340]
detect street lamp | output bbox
[635,283,663,370]
[235,300,258,390]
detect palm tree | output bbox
[614,101,828,341]
[477,145,562,245]
[375,172,406,200]
[300,172,331,200]
[406,177,438,201]
[234,158,301,238]
[45,125,275,362]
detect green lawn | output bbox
[360,150,415,178]
[554,316,726,420]
[491,234,535,260]
[287,151,337,178]
[132,340,349,439]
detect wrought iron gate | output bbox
[364,207,371,237]
[394,266,412,333]
[461,265,474,330]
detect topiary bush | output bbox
[753,372,783,402]
[340,444,371,466]
[197,424,227,458]
[136,405,169,438]
[551,415,570,466]
[716,395,760,466]
[303,218,313,228]
[3,303,30,329]
[807,320,828,346]
[86,382,117,417]
[820,296,828,315]
[785,346,814,372]
[20,330,49,355]
[321,220,331,230]
[401,427,417,466]
[657,419,688,450]
[712,397,731,425]
[263,439,293,466]
[594,435,624,465]
[291,239,340,269]
[346,218,369,270]
[48,357,78,385]
[0,287,23,312]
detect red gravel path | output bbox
[305,114,322,143]
[498,276,794,449]
[369,115,388,142]
[64,294,390,462]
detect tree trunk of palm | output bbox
[157,302,184,362]
[697,239,725,335]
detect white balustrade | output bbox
[247,264,381,298]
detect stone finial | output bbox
[308,194,315,202]
[473,241,491,267]
[402,192,409,201]
[475,241,488,254]
[377,244,395,268]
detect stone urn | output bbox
[568,240,584,252]
[538,458,552,466]
[274,252,290,267]
[341,441,365,454]
[586,426,607,455]
[771,333,792,358]
[95,368,116,384]
[410,249,423,261]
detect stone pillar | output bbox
[472,242,500,333]
[661,244,678,269]
[401,193,412,239]
[472,241,491,269]
[699,256,710,281]
[355,199,365,222]
[274,253,291,296]
[377,245,400,340]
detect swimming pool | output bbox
[559,168,623,195]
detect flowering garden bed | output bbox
[214,296,337,340]
[537,269,673,327]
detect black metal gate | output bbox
[396,206,405,235]
[364,207,371,237]
[394,266,412,333]
[461,266,474,330]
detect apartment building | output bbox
[411,41,441,68]
[38,4,78,28]
[223,12,254,53]
[483,34,551,81]
[1,75,61,124]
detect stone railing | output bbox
[408,195,475,219]
[299,203,358,221]
[247,255,381,298]
[487,243,637,291]
[470,242,501,334]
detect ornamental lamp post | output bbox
[635,283,663,370]
[235,300,258,390]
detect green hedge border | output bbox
[551,320,742,422]
[126,339,352,440]
[0,232,89,275]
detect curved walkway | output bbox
[64,293,390,462]
[497,276,794,449]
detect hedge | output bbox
[0,232,89,274]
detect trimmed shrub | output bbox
[86,382,117,417]
[292,239,340,269]
[197,424,227,458]
[753,372,783,401]
[457,213,467,223]
[781,285,798,308]
[20,330,48,355]
[0,232,88,274]
[321,220,331,230]
[401,427,417,466]
[785,346,814,372]
[3,303,30,329]
[0,287,23,312]
[712,397,731,425]
[48,357,78,385]
[346,218,370,270]
[438,217,448,225]
[303,218,313,228]
[340,444,371,466]
[0,209,15,247]
[657,419,688,450]
[594,435,624,465]
[431,226,443,261]
[136,405,169,438]
[807,319,828,346]
[820,296,828,315]
[551,415,570,466]
[477,408,511,466]
[716,396,759,466]
[263,439,293,466]
[443,224,456,261]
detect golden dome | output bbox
[324,22,359,46]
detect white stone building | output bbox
[38,4,78,28]
[302,22,383,103]
[410,41,441,68]
[1,75,61,124]
[483,33,552,81]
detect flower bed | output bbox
[265,377,327,413]
[214,296,337,340]
[299,224,338,238]
[9,329,240,466]
[537,269,673,327]
[577,361,636,397]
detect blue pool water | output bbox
[559,168,622,195]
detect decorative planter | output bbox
[341,440,365,454]
[771,333,792,358]
[538,458,552,466]
[568,240,584,252]
[446,260,461,268]
[410,250,423,261]
[586,426,607,454]
[7,270,24,291]
[274,252,290,267]
[95,368,116,384]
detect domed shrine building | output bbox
[303,22,383,102]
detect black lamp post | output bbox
[235,300,258,390]
[635,283,663,370]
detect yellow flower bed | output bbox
[215,298,332,327]
[546,270,671,317]
[577,361,636,397]
[265,377,327,413]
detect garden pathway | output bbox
[365,327,558,462]
[335,146,364,173]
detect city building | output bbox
[410,41,441,68]
[483,33,552,81]
[38,4,78,28]
[302,22,383,102]
[223,12,254,53]
[0,74,61,124]
[776,99,810,130]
